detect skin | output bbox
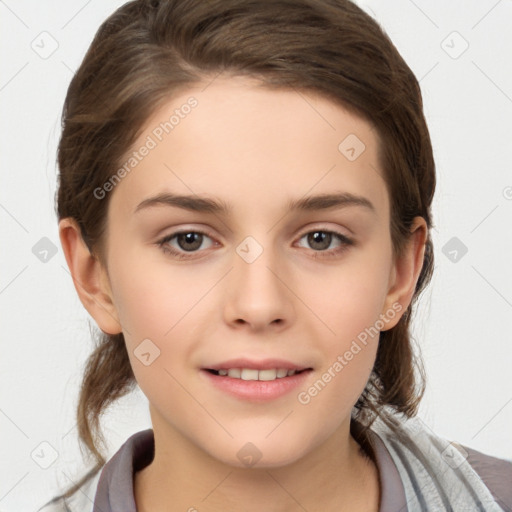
[59,75,427,512]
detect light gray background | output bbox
[1,0,511,510]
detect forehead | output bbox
[108,75,389,222]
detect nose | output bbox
[222,238,295,333]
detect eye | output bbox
[296,229,354,258]
[157,230,216,260]
[157,228,354,260]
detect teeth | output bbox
[241,369,259,381]
[258,369,277,381]
[214,368,302,381]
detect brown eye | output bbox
[157,230,216,259]
[306,231,333,251]
[175,232,204,251]
[296,229,354,259]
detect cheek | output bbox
[307,245,392,341]
[106,250,213,393]
[298,241,392,395]
[294,271,385,427]
[108,249,204,341]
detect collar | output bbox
[92,427,407,511]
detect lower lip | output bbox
[201,369,312,402]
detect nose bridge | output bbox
[233,233,283,297]
[224,233,294,328]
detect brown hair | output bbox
[54,0,435,499]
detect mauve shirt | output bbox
[87,428,512,512]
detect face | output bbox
[99,75,403,467]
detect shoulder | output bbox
[463,443,512,511]
[36,429,154,512]
[36,468,102,512]
[369,411,512,511]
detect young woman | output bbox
[39,0,512,510]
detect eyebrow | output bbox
[134,191,376,215]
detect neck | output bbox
[134,415,380,512]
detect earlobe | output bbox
[381,217,428,330]
[58,218,122,335]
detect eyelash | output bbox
[157,228,354,261]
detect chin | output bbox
[202,434,312,470]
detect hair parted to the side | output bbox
[54,0,435,498]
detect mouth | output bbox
[201,365,313,402]
[204,367,312,381]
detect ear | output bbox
[380,216,428,330]
[59,218,122,335]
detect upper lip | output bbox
[203,358,311,371]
